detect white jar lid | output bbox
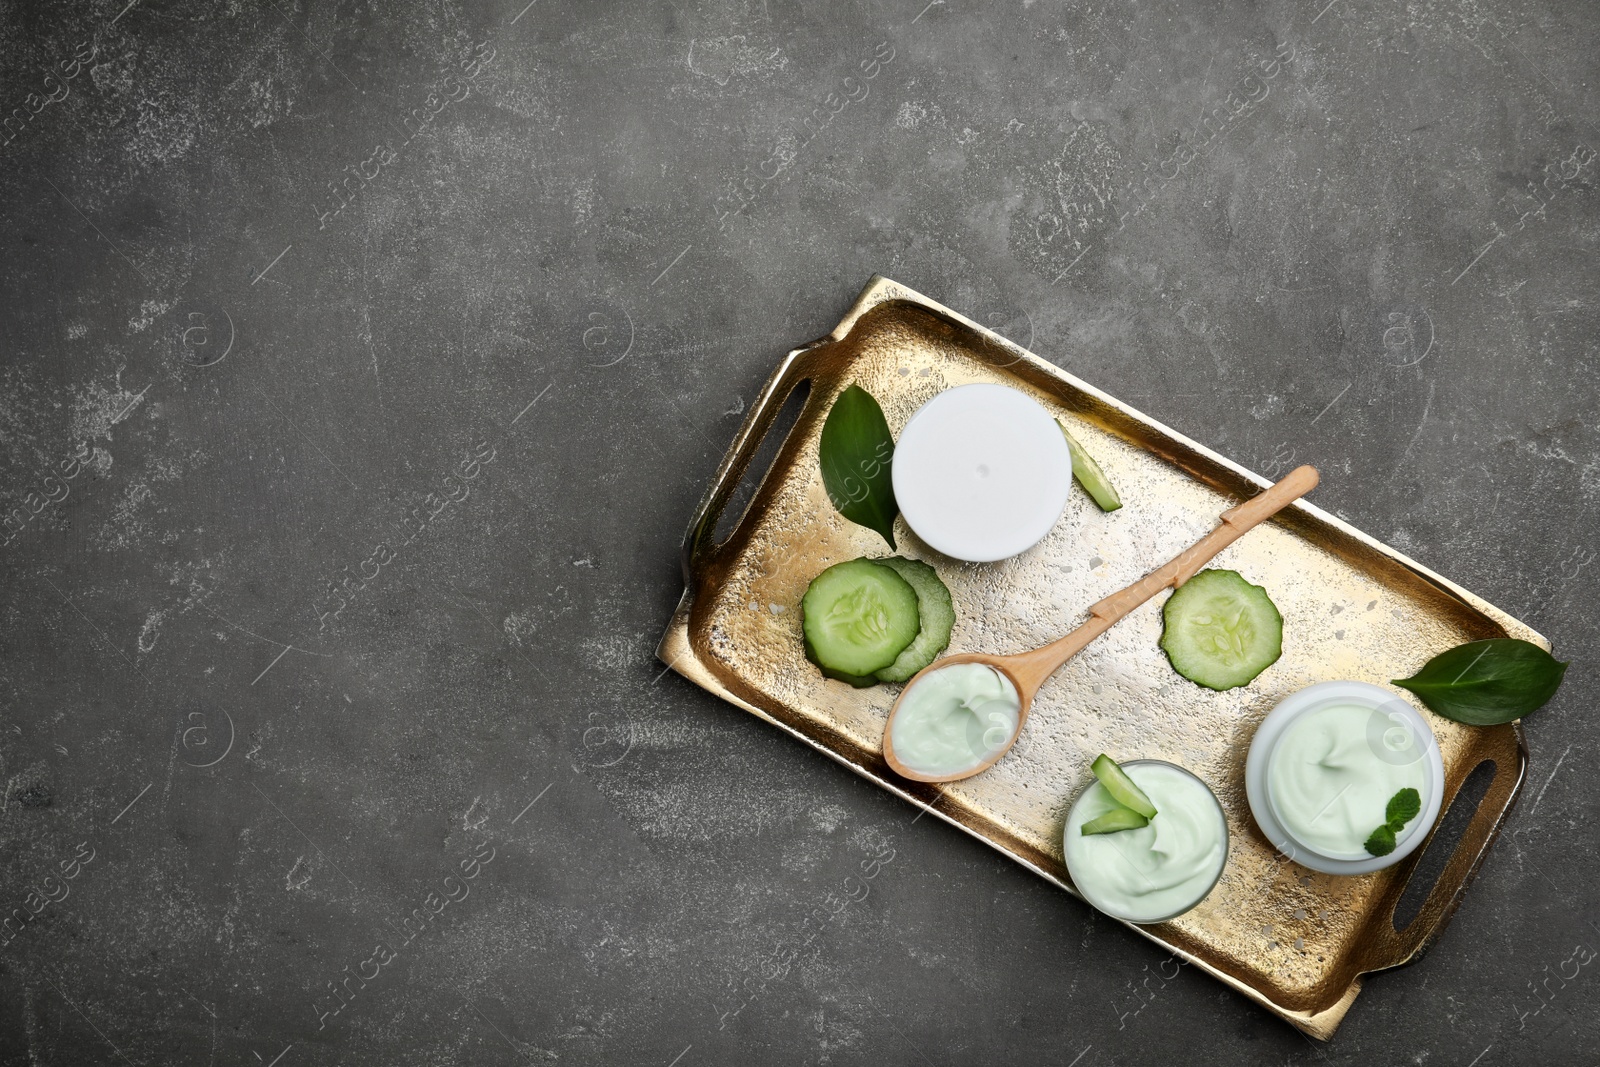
[891,384,1073,563]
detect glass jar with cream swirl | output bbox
[1062,760,1229,924]
[1246,680,1445,875]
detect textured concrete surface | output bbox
[0,0,1596,1063]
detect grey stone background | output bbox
[0,0,1595,1062]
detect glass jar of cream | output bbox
[1245,680,1445,875]
[1062,760,1229,924]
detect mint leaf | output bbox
[1386,787,1421,831]
[818,384,898,549]
[1393,638,1568,726]
[1365,788,1421,856]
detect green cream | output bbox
[1063,762,1228,923]
[889,663,1020,777]
[1267,702,1428,859]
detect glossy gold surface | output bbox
[657,276,1538,1040]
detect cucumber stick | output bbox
[801,559,921,678]
[1090,754,1158,818]
[1160,569,1283,691]
[1057,420,1123,512]
[1081,807,1151,836]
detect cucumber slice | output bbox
[1090,754,1158,818]
[1057,420,1123,512]
[1160,568,1283,691]
[801,558,921,678]
[803,636,880,688]
[871,557,956,683]
[1080,807,1151,835]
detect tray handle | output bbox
[1356,730,1527,972]
[679,343,824,585]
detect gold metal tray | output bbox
[657,276,1540,1039]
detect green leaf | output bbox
[818,384,898,549]
[1385,787,1421,831]
[1364,824,1396,857]
[1392,638,1568,726]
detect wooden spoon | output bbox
[882,465,1321,783]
